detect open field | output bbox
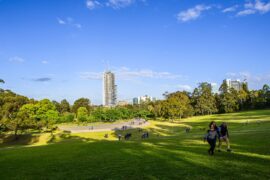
[0,110,270,179]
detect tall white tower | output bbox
[103,71,117,106]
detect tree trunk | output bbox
[14,125,19,140]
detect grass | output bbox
[0,109,270,179]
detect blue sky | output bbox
[0,0,270,105]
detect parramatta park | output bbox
[1,79,270,179]
[1,0,270,179]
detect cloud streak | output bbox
[237,0,270,16]
[222,5,238,13]
[32,77,52,82]
[86,0,101,10]
[80,67,185,81]
[177,84,192,91]
[106,0,135,9]
[41,60,48,64]
[86,0,145,10]
[177,5,212,22]
[9,56,25,63]
[57,17,82,29]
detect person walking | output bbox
[204,121,219,155]
[218,122,232,152]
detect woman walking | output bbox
[204,121,219,155]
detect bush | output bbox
[59,113,75,123]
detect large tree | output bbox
[60,99,71,113]
[217,81,239,113]
[164,91,193,120]
[192,83,217,115]
[72,98,91,113]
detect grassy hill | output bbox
[0,110,270,179]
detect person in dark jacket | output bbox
[204,121,219,155]
[218,122,232,152]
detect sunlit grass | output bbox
[0,109,270,179]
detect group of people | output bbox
[117,133,132,140]
[204,121,232,155]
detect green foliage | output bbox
[72,98,91,113]
[1,82,270,131]
[77,107,88,122]
[59,113,75,123]
[60,99,71,113]
[192,83,217,115]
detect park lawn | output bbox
[0,110,270,179]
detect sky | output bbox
[0,0,270,105]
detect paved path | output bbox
[59,119,150,133]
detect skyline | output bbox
[1,0,270,104]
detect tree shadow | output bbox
[0,132,269,179]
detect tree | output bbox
[219,81,229,94]
[52,100,61,113]
[219,88,239,113]
[35,99,59,130]
[60,99,70,113]
[3,103,36,140]
[0,91,29,132]
[237,89,248,110]
[262,84,270,107]
[72,98,91,113]
[164,91,193,120]
[0,79,5,84]
[192,83,217,115]
[77,107,88,122]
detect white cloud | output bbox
[106,0,135,9]
[41,60,48,64]
[237,9,256,16]
[177,84,192,91]
[86,0,101,10]
[222,5,238,13]
[57,18,66,25]
[254,0,270,13]
[85,0,146,10]
[9,56,25,63]
[80,72,102,80]
[115,67,184,80]
[237,0,270,16]
[57,17,82,29]
[80,67,185,80]
[177,5,211,22]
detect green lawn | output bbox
[1,110,270,179]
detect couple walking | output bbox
[204,121,232,155]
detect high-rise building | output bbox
[103,71,117,106]
[224,79,243,91]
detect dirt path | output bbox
[59,119,150,133]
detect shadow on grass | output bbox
[0,134,40,148]
[0,131,269,179]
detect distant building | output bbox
[133,97,139,105]
[103,71,117,106]
[133,95,156,105]
[117,100,129,106]
[224,79,245,91]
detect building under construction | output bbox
[103,71,117,106]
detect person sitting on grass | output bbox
[218,122,232,152]
[204,121,219,155]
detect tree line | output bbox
[1,78,270,139]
